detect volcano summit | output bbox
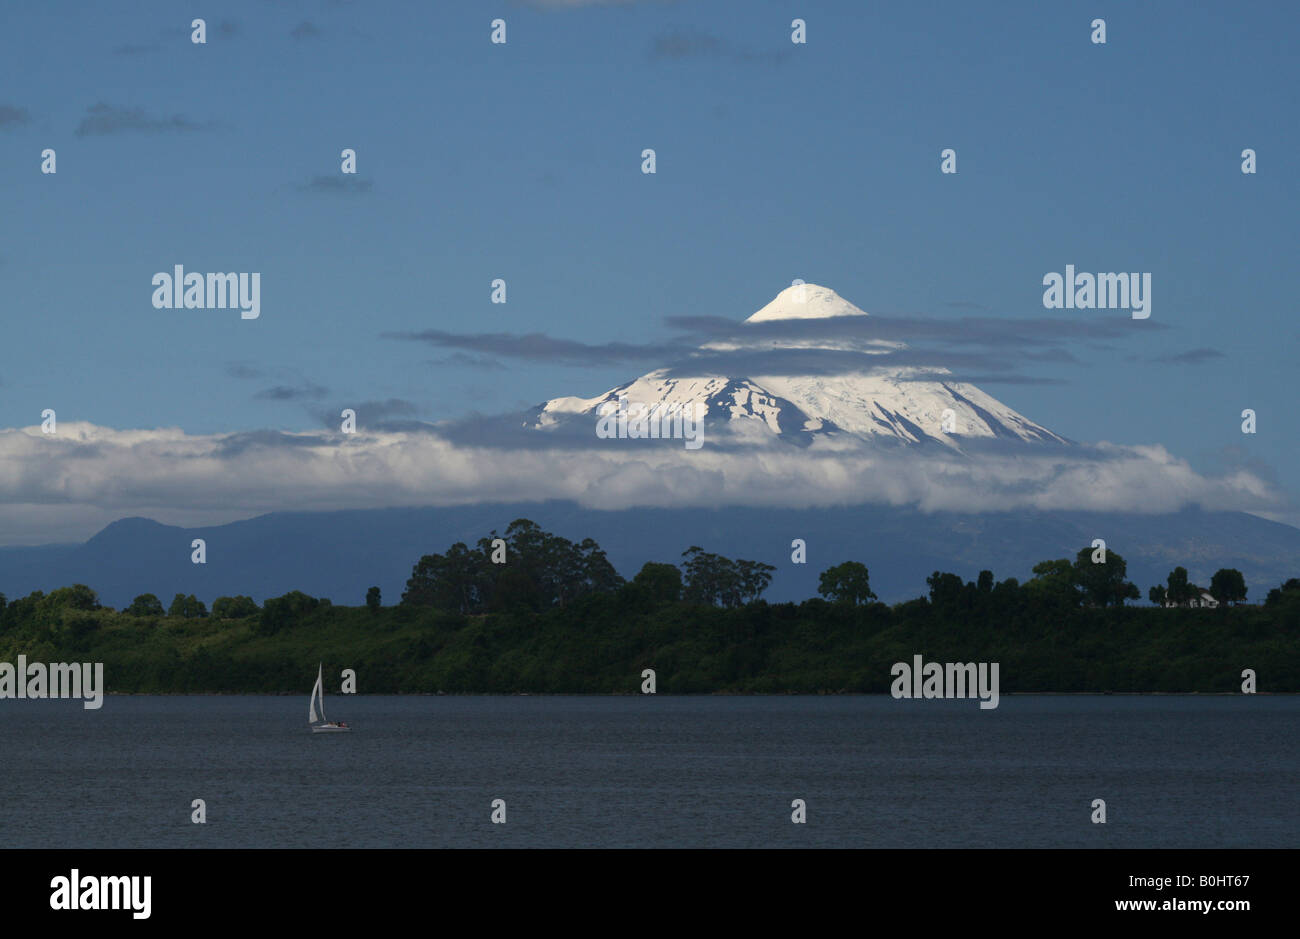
[526,284,1070,448]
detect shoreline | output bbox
[91,690,1288,696]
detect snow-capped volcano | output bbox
[746,283,871,322]
[527,284,1069,448]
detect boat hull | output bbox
[310,723,351,733]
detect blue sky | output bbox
[1,0,1297,539]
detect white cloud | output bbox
[0,422,1282,546]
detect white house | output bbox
[1164,588,1218,609]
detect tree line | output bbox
[0,522,1285,632]
[0,521,1297,693]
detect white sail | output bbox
[308,662,350,732]
[309,664,323,724]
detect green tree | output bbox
[681,546,723,605]
[403,542,487,613]
[1071,547,1140,608]
[43,584,102,612]
[818,561,877,605]
[577,537,625,597]
[926,571,965,608]
[125,593,165,616]
[1266,578,1300,607]
[405,521,623,613]
[681,547,741,607]
[1165,567,1193,606]
[736,559,777,604]
[1022,559,1081,610]
[492,521,624,609]
[678,547,772,607]
[3,590,44,628]
[211,595,259,619]
[1148,584,1167,606]
[488,565,542,612]
[490,519,550,608]
[366,586,382,613]
[1209,568,1247,606]
[60,610,102,648]
[631,562,683,606]
[258,590,319,635]
[168,594,207,618]
[992,577,1020,603]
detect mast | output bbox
[317,663,327,723]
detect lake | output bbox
[1,695,1295,848]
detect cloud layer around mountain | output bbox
[0,421,1279,546]
[386,310,1171,384]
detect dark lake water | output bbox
[1,695,1295,848]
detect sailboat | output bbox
[309,663,351,733]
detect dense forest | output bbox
[0,518,1297,693]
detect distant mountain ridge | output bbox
[2,502,1297,610]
